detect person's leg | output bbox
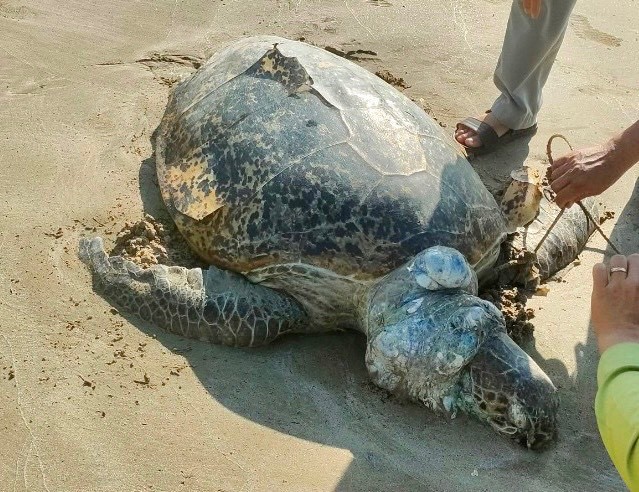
[456,0,578,150]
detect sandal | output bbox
[455,116,538,156]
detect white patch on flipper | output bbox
[449,354,465,371]
[405,297,424,314]
[434,352,465,375]
[411,269,441,290]
[443,395,455,414]
[365,328,410,394]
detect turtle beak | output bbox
[462,332,559,449]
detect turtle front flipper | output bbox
[79,237,310,347]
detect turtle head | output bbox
[457,332,558,449]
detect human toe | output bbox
[463,134,482,148]
[455,129,477,146]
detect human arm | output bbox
[550,120,639,208]
[592,255,639,490]
[596,344,639,491]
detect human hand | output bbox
[522,0,542,19]
[550,141,630,209]
[591,255,639,354]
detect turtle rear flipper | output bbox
[79,237,309,347]
[520,196,600,279]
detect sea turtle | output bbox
[80,36,598,449]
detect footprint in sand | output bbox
[0,1,37,20]
[365,0,393,7]
[571,14,622,47]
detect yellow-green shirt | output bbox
[596,342,639,491]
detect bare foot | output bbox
[455,112,510,148]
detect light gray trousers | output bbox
[491,0,578,130]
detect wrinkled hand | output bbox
[592,255,639,354]
[522,0,542,18]
[550,142,629,209]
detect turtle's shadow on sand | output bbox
[524,179,639,492]
[570,179,639,424]
[128,145,622,491]
[468,135,535,198]
[559,179,639,395]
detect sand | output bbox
[1,0,638,490]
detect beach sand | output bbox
[1,0,637,490]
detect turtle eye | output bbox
[498,424,519,436]
[487,416,517,436]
